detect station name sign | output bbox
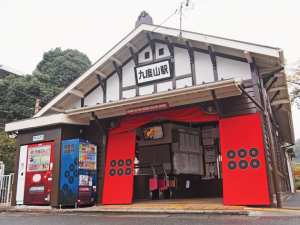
[134,59,172,86]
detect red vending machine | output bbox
[24,142,54,205]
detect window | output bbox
[159,48,164,56]
[145,51,150,59]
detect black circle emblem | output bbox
[63,183,68,191]
[125,168,132,176]
[250,159,260,169]
[249,148,259,158]
[117,168,124,176]
[228,161,237,170]
[64,145,67,149]
[125,159,132,167]
[109,168,116,176]
[71,149,74,153]
[69,164,75,172]
[239,160,249,170]
[110,160,117,168]
[238,149,247,158]
[64,170,70,178]
[71,144,74,148]
[67,189,73,197]
[68,144,70,148]
[68,176,74,184]
[118,159,124,167]
[73,169,78,177]
[64,150,67,154]
[227,150,236,159]
[74,157,78,165]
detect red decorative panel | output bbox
[219,114,270,205]
[102,131,136,204]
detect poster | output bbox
[204,145,216,162]
[174,153,190,173]
[179,132,185,151]
[190,134,195,152]
[184,133,190,151]
[79,175,89,186]
[194,135,200,153]
[190,154,199,172]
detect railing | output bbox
[0,173,14,206]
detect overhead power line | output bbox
[0,82,48,103]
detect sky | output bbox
[0,0,300,139]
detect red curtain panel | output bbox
[219,114,270,205]
[102,131,136,204]
[109,106,219,135]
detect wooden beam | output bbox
[237,84,265,111]
[129,47,138,65]
[69,89,84,98]
[50,106,64,113]
[211,89,222,119]
[262,67,284,84]
[164,36,174,57]
[96,74,106,92]
[95,70,106,79]
[110,56,122,66]
[126,42,138,52]
[91,112,104,133]
[266,77,278,91]
[185,41,194,64]
[112,61,122,80]
[271,99,290,105]
[244,51,253,63]
[268,86,287,92]
[146,32,155,54]
[208,46,216,67]
[273,104,283,114]
[270,90,280,103]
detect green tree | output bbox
[286,59,300,108]
[0,131,17,174]
[0,48,92,121]
[36,48,92,88]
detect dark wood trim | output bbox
[92,112,104,133]
[112,61,122,81]
[96,74,106,93]
[129,47,138,65]
[237,84,265,111]
[185,41,194,64]
[273,104,283,114]
[192,47,209,54]
[103,79,106,103]
[81,98,84,107]
[164,37,174,57]
[208,46,218,81]
[146,33,155,54]
[250,61,262,114]
[211,90,222,119]
[267,77,278,91]
[262,67,284,85]
[270,90,280,103]
[214,52,248,63]
[175,73,192,80]
[84,83,101,98]
[191,63,196,85]
[122,85,136,91]
[154,83,157,93]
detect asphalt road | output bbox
[0,212,300,225]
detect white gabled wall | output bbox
[216,57,251,80]
[139,85,154,96]
[84,85,103,106]
[138,46,152,63]
[106,73,119,102]
[122,60,136,87]
[155,43,170,59]
[176,77,192,88]
[65,97,81,110]
[174,47,191,76]
[157,81,172,92]
[194,52,214,84]
[123,89,136,99]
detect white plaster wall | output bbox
[216,56,251,80]
[155,43,170,59]
[138,46,153,63]
[84,85,103,106]
[106,73,120,102]
[194,52,214,84]
[139,85,154,96]
[174,47,191,77]
[123,89,136,99]
[176,77,192,89]
[122,59,136,87]
[157,81,172,92]
[65,97,81,110]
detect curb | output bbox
[0,208,249,215]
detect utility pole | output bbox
[35,99,40,114]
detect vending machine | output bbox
[24,142,54,205]
[59,139,97,206]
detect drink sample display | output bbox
[27,146,51,172]
[79,142,97,169]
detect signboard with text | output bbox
[134,59,172,86]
